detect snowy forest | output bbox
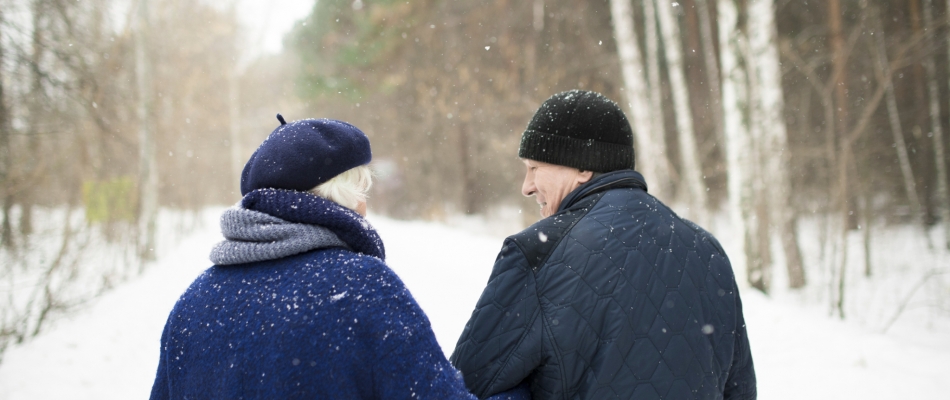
[1,0,949,396]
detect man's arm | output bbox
[450,240,543,399]
[724,287,757,400]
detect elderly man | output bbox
[450,90,756,399]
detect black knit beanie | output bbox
[518,90,635,172]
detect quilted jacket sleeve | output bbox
[724,288,757,400]
[450,240,543,399]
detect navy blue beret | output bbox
[240,115,372,196]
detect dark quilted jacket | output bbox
[450,170,756,400]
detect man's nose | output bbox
[522,175,536,197]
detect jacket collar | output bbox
[557,169,648,213]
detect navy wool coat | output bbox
[450,170,756,399]
[150,189,508,399]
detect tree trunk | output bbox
[1,196,11,250]
[228,66,242,197]
[525,0,543,86]
[828,0,850,318]
[718,0,762,292]
[655,0,708,224]
[947,0,950,243]
[135,0,158,262]
[22,0,48,239]
[642,0,673,198]
[829,0,859,231]
[923,0,950,249]
[458,122,479,214]
[732,2,773,292]
[695,0,725,147]
[0,9,13,250]
[862,193,873,277]
[748,0,805,288]
[610,0,670,201]
[836,190,848,319]
[868,3,925,231]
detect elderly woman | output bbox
[149,115,527,399]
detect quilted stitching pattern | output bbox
[451,171,755,400]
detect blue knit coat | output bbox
[150,189,529,399]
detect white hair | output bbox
[310,165,373,211]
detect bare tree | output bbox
[719,0,761,290]
[19,0,47,239]
[611,0,670,201]
[0,0,245,363]
[828,0,852,318]
[695,0,724,146]
[655,0,708,223]
[748,0,805,288]
[922,0,950,250]
[229,66,242,191]
[0,5,11,249]
[866,1,925,236]
[947,0,950,244]
[135,0,157,262]
[642,0,673,198]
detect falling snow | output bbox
[0,213,947,399]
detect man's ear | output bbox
[577,170,594,184]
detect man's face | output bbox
[521,159,593,218]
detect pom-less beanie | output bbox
[240,115,372,196]
[518,90,635,172]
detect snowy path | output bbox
[0,216,947,399]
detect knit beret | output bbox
[518,90,635,172]
[240,114,372,196]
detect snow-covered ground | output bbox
[0,213,948,399]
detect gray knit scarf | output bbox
[209,206,349,265]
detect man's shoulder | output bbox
[508,193,608,271]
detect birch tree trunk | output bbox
[655,0,708,223]
[610,0,670,201]
[923,0,950,249]
[642,0,673,198]
[748,0,805,288]
[719,0,759,290]
[739,22,773,292]
[135,0,158,262]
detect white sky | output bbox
[234,0,316,57]
[109,0,315,56]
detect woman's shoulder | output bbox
[304,248,394,275]
[302,249,430,328]
[297,248,409,295]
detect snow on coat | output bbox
[150,189,524,399]
[451,170,756,399]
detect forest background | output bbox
[1,0,949,363]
